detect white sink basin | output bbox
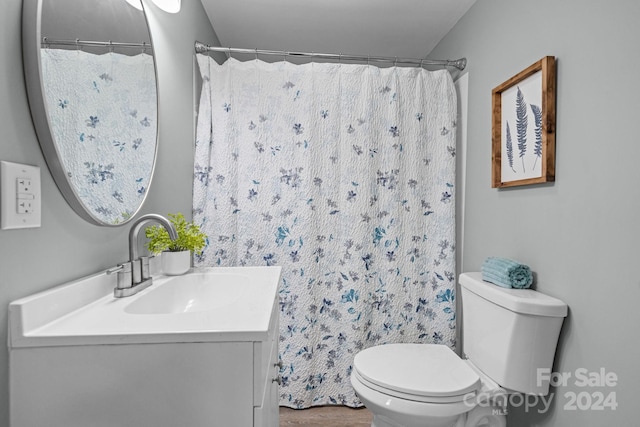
[9,266,281,347]
[125,272,251,314]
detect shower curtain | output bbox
[41,49,156,224]
[194,55,457,408]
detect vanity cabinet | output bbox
[253,298,281,427]
[9,267,281,427]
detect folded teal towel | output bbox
[481,257,533,289]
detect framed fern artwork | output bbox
[491,56,556,188]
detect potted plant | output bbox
[145,213,207,275]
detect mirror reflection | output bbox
[24,0,158,225]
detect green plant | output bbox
[145,213,207,254]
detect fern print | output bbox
[515,86,528,172]
[530,104,542,169]
[505,121,515,173]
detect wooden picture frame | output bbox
[492,56,556,188]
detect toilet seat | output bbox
[353,344,481,404]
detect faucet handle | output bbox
[107,262,133,290]
[107,262,132,274]
[106,265,124,275]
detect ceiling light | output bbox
[125,0,143,10]
[152,0,181,13]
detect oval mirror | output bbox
[23,0,158,226]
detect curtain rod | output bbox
[42,37,152,51]
[195,41,466,71]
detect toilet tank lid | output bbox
[459,272,568,317]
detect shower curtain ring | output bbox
[228,47,233,60]
[255,48,259,60]
[108,40,114,53]
[75,38,80,51]
[394,56,398,67]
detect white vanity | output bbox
[8,266,281,427]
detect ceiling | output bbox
[200,0,476,60]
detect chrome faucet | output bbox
[108,214,178,298]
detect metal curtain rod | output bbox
[194,41,466,71]
[42,37,152,51]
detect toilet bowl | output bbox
[350,272,568,427]
[350,344,506,427]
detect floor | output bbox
[280,406,373,427]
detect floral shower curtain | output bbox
[41,49,157,224]
[193,55,457,408]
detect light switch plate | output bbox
[1,161,41,229]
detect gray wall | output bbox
[42,0,152,46]
[0,0,219,423]
[431,0,639,424]
[4,0,638,424]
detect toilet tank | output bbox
[459,272,567,395]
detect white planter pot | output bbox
[161,250,191,276]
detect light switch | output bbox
[1,161,41,229]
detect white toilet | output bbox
[351,272,568,427]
